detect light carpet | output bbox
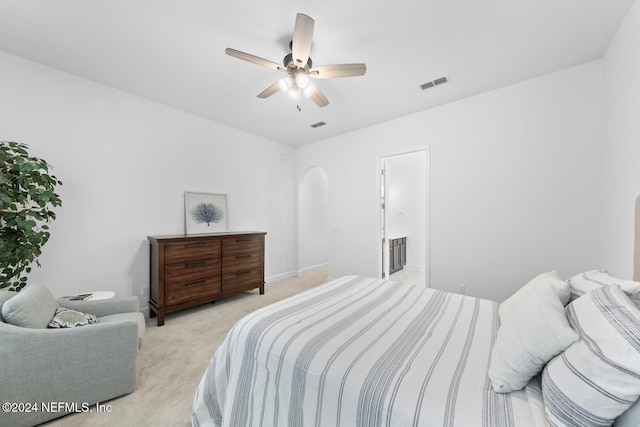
[44,269,329,427]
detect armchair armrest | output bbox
[58,296,140,317]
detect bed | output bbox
[192,198,640,427]
[192,275,547,426]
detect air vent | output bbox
[310,121,326,128]
[421,75,450,90]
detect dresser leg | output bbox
[260,283,265,294]
[157,312,165,326]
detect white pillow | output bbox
[568,269,640,302]
[499,271,570,322]
[489,282,578,393]
[542,285,640,426]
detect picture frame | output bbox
[184,192,228,235]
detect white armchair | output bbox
[0,284,145,426]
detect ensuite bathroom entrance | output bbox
[380,148,429,286]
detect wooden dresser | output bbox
[147,231,266,326]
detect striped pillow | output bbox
[542,285,640,426]
[568,269,640,302]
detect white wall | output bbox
[296,61,605,302]
[5,27,629,306]
[298,167,329,273]
[603,0,640,279]
[0,51,298,311]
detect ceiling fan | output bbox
[225,13,366,108]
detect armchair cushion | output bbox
[1,283,59,328]
[48,306,99,328]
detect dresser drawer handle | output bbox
[235,255,251,260]
[185,243,207,248]
[184,280,207,287]
[235,270,252,276]
[235,239,251,243]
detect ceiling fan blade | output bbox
[225,48,286,72]
[310,63,367,78]
[292,14,314,67]
[257,81,282,99]
[307,81,329,107]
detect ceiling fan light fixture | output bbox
[279,76,293,92]
[287,86,300,100]
[295,73,309,88]
[226,13,366,108]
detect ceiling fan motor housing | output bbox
[283,53,312,71]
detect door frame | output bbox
[377,146,430,286]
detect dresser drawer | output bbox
[222,268,263,293]
[222,235,263,256]
[164,258,221,284]
[222,252,262,274]
[165,276,221,306]
[165,239,221,263]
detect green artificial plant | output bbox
[0,141,62,291]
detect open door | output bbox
[380,161,387,278]
[379,149,429,286]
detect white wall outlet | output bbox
[458,284,466,295]
[140,287,149,297]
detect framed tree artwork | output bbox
[185,192,228,234]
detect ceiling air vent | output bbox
[420,75,450,90]
[310,121,327,128]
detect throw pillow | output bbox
[1,283,59,328]
[542,285,640,426]
[568,269,640,302]
[48,306,98,328]
[499,271,569,322]
[489,282,578,393]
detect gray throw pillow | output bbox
[1,283,59,328]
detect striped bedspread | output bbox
[192,276,545,427]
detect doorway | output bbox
[379,149,429,286]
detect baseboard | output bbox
[265,271,297,284]
[403,264,425,273]
[297,263,328,277]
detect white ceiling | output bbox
[0,1,634,147]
